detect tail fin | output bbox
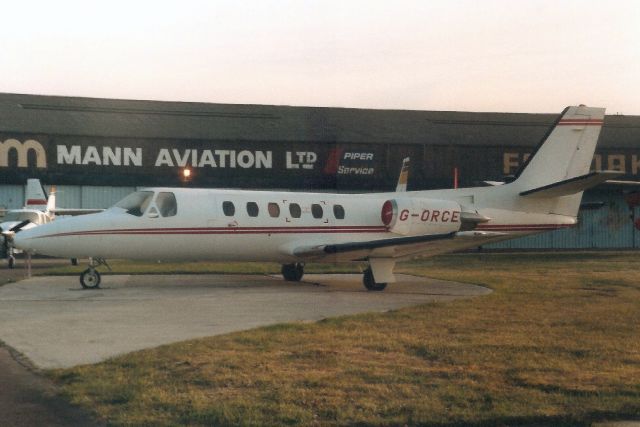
[511,105,606,216]
[514,105,605,189]
[395,157,410,192]
[24,179,48,211]
[46,185,57,213]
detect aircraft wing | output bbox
[291,230,508,262]
[51,208,104,216]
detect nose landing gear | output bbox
[80,268,101,289]
[80,258,110,289]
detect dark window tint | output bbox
[333,204,345,219]
[289,203,301,218]
[222,201,235,216]
[115,191,154,217]
[268,202,280,217]
[247,202,259,217]
[156,192,177,217]
[311,203,323,219]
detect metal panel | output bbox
[635,212,640,249]
[0,93,637,148]
[2,94,638,189]
[0,185,25,210]
[629,194,640,249]
[49,185,82,210]
[81,186,135,209]
[1,184,134,210]
[589,194,634,248]
[486,192,636,250]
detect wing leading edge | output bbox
[291,230,508,262]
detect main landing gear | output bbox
[281,259,393,291]
[80,258,110,289]
[282,263,304,281]
[363,267,387,291]
[362,258,395,291]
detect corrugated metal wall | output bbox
[0,185,135,211]
[486,191,639,249]
[636,213,640,249]
[0,185,25,210]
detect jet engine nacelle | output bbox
[380,198,462,236]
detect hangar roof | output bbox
[0,92,638,148]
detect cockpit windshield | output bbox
[115,191,154,217]
[2,211,41,223]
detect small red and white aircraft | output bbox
[1,179,102,268]
[12,106,616,290]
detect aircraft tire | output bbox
[80,268,101,289]
[71,258,78,266]
[363,268,387,291]
[8,256,15,269]
[282,263,304,281]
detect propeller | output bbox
[0,226,5,259]
[9,219,31,233]
[1,220,31,259]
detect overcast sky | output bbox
[1,0,638,114]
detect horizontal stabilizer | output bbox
[519,171,622,198]
[603,179,640,189]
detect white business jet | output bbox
[12,106,615,290]
[1,179,101,268]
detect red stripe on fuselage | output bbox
[26,199,47,205]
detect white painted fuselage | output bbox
[13,185,575,262]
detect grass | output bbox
[47,252,640,426]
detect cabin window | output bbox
[247,202,259,217]
[289,203,301,218]
[268,202,280,218]
[311,203,323,219]
[156,192,177,217]
[222,201,235,216]
[115,191,154,217]
[333,204,345,219]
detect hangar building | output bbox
[1,93,638,249]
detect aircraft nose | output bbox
[12,232,26,251]
[12,229,35,253]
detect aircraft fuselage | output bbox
[14,186,574,262]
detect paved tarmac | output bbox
[0,346,99,427]
[0,273,490,369]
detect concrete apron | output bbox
[0,273,490,369]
